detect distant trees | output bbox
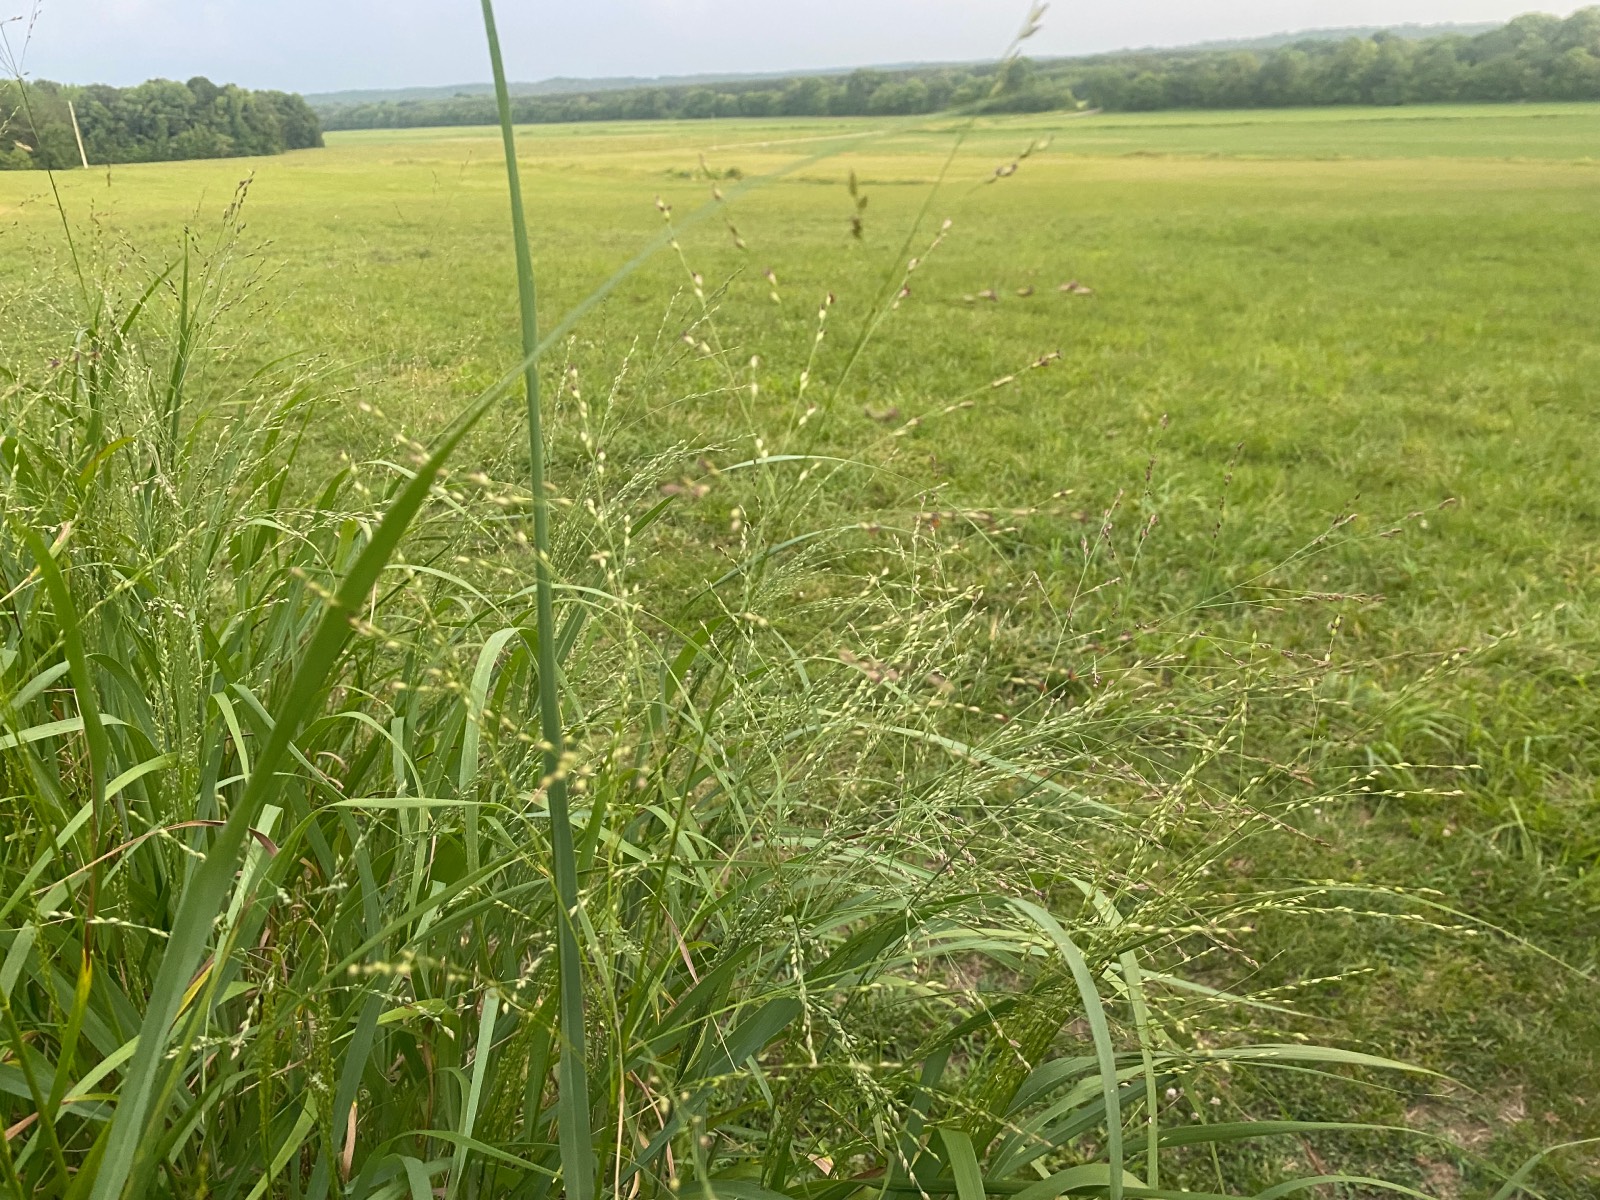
[1064,7,1600,111]
[1,77,323,170]
[304,5,1600,133]
[314,61,1078,132]
[9,11,1595,164]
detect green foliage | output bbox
[0,76,322,171]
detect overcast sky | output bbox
[1,1,1586,93]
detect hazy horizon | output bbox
[1,1,1589,93]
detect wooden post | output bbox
[68,100,89,169]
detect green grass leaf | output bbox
[1011,899,1125,1200]
[937,1128,987,1200]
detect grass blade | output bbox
[243,1096,318,1200]
[1487,1138,1600,1200]
[447,990,501,1200]
[1011,900,1124,1200]
[1254,1178,1437,1200]
[1119,952,1160,1190]
[14,522,112,873]
[459,626,521,874]
[480,4,595,1197]
[937,1128,986,1200]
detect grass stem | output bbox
[480,4,596,1197]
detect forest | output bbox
[0,76,322,170]
[316,7,1600,130]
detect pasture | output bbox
[1,103,1597,1196]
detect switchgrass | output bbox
[2,16,1597,1200]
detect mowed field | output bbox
[3,103,1598,1192]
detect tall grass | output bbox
[0,6,1507,1200]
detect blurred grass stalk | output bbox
[480,1,597,1196]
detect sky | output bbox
[0,0,1587,94]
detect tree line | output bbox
[1,77,323,170]
[7,7,1596,160]
[1069,8,1600,110]
[317,58,1065,131]
[316,7,1600,132]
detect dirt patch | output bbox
[1406,1086,1497,1152]
[1495,1085,1527,1126]
[1416,1157,1463,1200]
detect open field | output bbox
[2,103,1597,1195]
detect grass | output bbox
[0,91,1596,1198]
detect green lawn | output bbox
[3,103,1596,1194]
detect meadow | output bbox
[0,99,1596,1197]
